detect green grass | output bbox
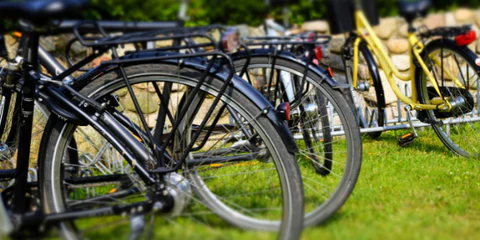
[40,127,480,240]
[300,128,480,240]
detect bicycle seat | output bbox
[398,0,431,23]
[0,0,87,23]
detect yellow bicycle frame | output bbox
[352,10,463,111]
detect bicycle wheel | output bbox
[416,39,480,158]
[233,52,362,227]
[38,61,303,238]
[350,41,386,138]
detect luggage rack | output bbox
[244,33,331,52]
[57,21,252,173]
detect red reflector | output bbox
[315,46,323,60]
[307,32,315,42]
[276,102,291,121]
[328,67,334,77]
[455,31,476,46]
[284,102,290,121]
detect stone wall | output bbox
[297,8,480,122]
[300,8,480,54]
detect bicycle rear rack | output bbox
[50,22,248,174]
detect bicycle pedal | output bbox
[398,133,416,147]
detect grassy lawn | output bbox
[33,127,480,240]
[302,128,480,240]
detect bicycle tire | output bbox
[38,61,304,238]
[416,39,480,158]
[233,52,362,227]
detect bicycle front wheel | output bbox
[416,39,480,158]
[234,53,362,227]
[38,61,303,239]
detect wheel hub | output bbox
[165,172,192,216]
[290,102,319,119]
[356,80,370,92]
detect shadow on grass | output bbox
[306,211,347,228]
[361,130,454,156]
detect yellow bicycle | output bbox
[330,0,480,158]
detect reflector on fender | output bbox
[276,102,291,121]
[315,46,323,60]
[455,31,476,46]
[328,67,334,77]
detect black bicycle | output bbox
[0,1,304,239]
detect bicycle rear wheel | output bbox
[38,61,303,238]
[234,53,362,227]
[416,39,480,158]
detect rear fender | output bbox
[71,51,299,153]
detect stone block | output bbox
[387,38,409,54]
[455,8,474,25]
[329,35,346,54]
[424,13,445,29]
[373,17,398,39]
[391,54,410,71]
[302,20,329,33]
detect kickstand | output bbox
[129,214,145,240]
[398,105,418,147]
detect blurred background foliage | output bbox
[83,0,480,26]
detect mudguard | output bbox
[70,51,299,153]
[359,41,386,126]
[231,48,344,89]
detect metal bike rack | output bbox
[352,81,480,134]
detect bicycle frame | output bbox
[352,10,461,112]
[0,29,219,227]
[2,25,295,172]
[0,12,307,237]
